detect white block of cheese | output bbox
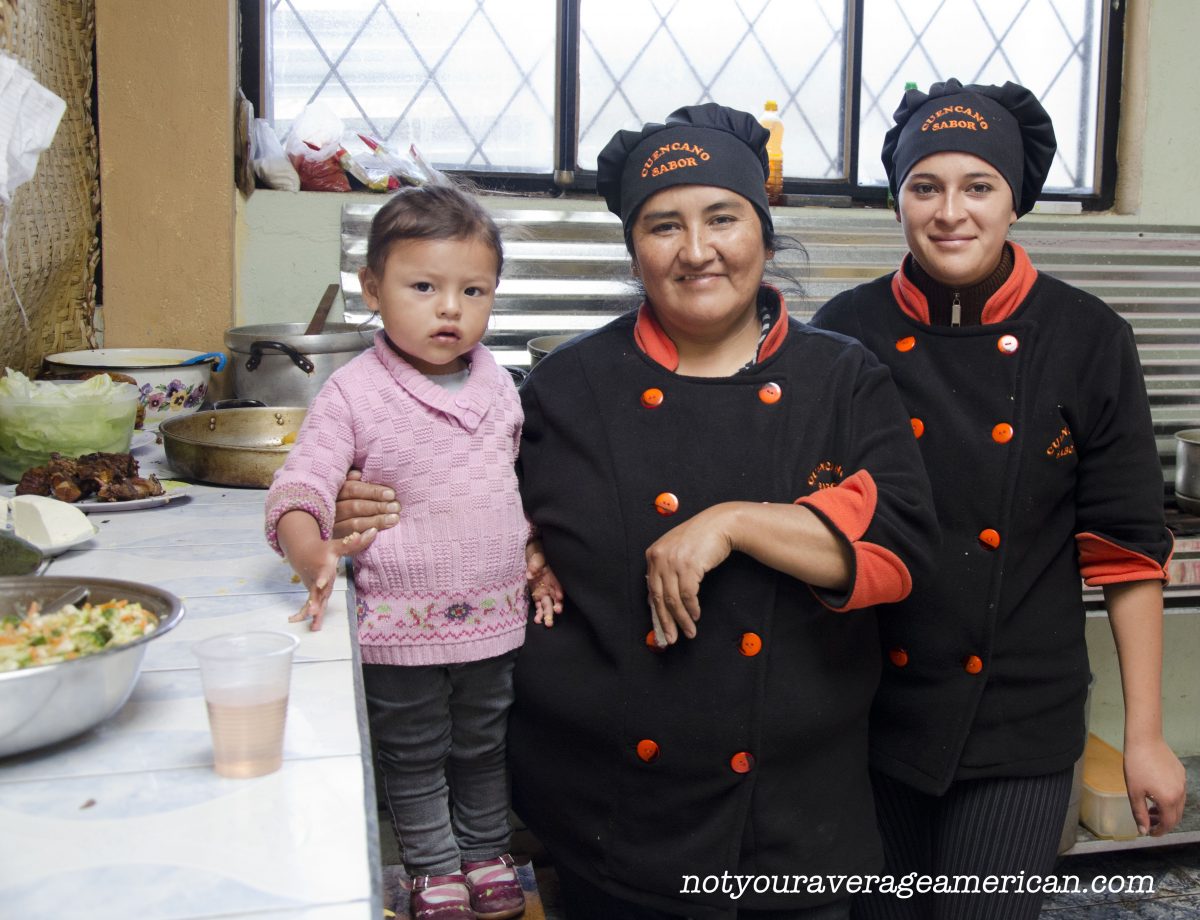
[11,495,95,548]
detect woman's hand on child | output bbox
[526,540,564,627]
[333,470,400,544]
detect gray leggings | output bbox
[363,651,518,876]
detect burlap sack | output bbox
[0,0,99,376]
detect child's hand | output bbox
[289,548,340,632]
[280,511,375,632]
[526,540,564,627]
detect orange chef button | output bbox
[992,422,1014,444]
[895,336,916,352]
[654,492,679,516]
[641,387,664,409]
[978,528,1001,550]
[964,655,984,675]
[637,739,660,763]
[889,647,909,668]
[910,417,925,439]
[758,382,782,405]
[645,630,665,653]
[739,632,763,657]
[730,751,755,774]
[997,334,1020,354]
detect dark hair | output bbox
[364,182,503,279]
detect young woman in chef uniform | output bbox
[811,79,1186,920]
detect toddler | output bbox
[265,183,558,920]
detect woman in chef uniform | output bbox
[336,102,939,918]
[506,104,939,919]
[810,79,1186,919]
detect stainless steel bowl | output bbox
[0,576,185,758]
[1176,429,1200,505]
[528,334,577,368]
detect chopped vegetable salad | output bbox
[0,599,157,672]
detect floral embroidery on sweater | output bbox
[357,592,522,632]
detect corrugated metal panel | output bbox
[340,203,1200,492]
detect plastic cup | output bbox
[193,631,300,778]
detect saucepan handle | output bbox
[182,351,228,371]
[245,341,315,375]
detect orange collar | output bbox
[890,242,1038,325]
[633,285,790,371]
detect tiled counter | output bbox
[0,443,380,919]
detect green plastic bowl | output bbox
[0,380,139,482]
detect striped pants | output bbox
[852,766,1074,920]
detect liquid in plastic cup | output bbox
[193,631,300,778]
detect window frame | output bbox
[240,0,1124,209]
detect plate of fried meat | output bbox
[14,451,191,512]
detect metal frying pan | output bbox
[158,407,307,488]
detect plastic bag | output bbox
[357,134,424,187]
[251,119,300,191]
[283,103,351,192]
[339,146,401,191]
[407,144,452,186]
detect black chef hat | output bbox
[882,78,1057,217]
[596,102,773,241]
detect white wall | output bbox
[1134,0,1200,223]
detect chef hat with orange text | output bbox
[883,78,1057,217]
[596,102,773,245]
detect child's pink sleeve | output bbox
[264,379,360,554]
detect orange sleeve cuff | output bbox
[796,469,877,541]
[1075,531,1172,586]
[796,470,915,611]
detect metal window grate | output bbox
[270,0,556,171]
[268,0,1105,192]
[858,0,1102,192]
[576,0,846,177]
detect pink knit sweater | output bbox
[265,332,530,666]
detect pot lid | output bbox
[224,322,378,354]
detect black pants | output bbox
[556,862,851,920]
[852,766,1074,920]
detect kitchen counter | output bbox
[0,440,380,920]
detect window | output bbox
[252,0,1121,204]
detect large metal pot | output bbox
[160,407,307,488]
[224,322,376,406]
[0,576,184,758]
[1176,429,1200,513]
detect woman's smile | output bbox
[897,151,1017,288]
[630,185,768,346]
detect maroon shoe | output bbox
[409,873,473,920]
[462,853,526,920]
